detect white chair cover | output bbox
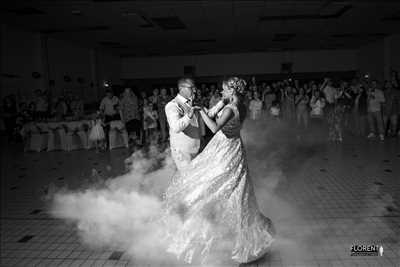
[109,120,129,150]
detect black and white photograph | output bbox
[0,1,399,266]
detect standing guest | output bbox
[158,88,171,142]
[200,84,208,95]
[262,86,275,111]
[282,86,296,122]
[209,90,221,108]
[28,102,36,118]
[276,83,285,104]
[295,88,310,130]
[321,78,337,114]
[249,91,263,120]
[391,70,399,90]
[140,91,147,102]
[65,91,74,115]
[309,83,318,99]
[244,91,253,110]
[310,90,326,129]
[260,82,267,94]
[148,95,154,106]
[100,90,120,122]
[137,91,147,145]
[89,111,106,152]
[328,83,351,142]
[270,100,281,121]
[169,87,176,98]
[383,81,400,137]
[200,89,210,108]
[304,83,312,99]
[250,76,257,88]
[210,84,217,96]
[99,89,120,145]
[15,102,31,141]
[353,85,368,136]
[143,99,159,144]
[120,88,140,145]
[34,89,48,120]
[367,80,385,141]
[151,88,160,106]
[2,95,18,141]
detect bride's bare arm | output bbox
[198,107,233,133]
[205,100,225,118]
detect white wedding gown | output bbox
[163,104,275,264]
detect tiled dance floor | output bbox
[1,128,399,267]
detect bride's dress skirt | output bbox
[163,130,275,264]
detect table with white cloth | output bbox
[21,119,92,152]
[21,119,129,152]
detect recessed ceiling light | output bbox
[72,10,81,15]
[122,11,138,17]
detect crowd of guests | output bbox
[243,72,400,142]
[2,70,400,150]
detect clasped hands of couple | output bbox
[187,104,207,119]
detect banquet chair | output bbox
[109,120,129,150]
[23,122,48,152]
[47,122,67,151]
[65,121,89,151]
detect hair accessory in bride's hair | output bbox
[227,77,247,95]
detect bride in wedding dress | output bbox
[163,77,275,264]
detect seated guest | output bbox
[70,96,84,119]
[34,89,48,120]
[52,97,68,121]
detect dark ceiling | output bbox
[1,0,400,57]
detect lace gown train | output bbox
[162,104,275,263]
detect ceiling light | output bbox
[72,10,81,15]
[122,11,138,17]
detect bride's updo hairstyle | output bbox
[223,77,247,96]
[223,77,248,123]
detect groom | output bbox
[165,78,202,172]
